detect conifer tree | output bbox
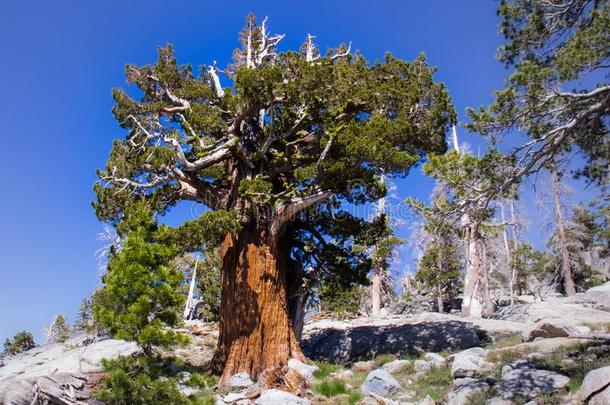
[415,232,461,313]
[3,331,35,355]
[410,127,514,317]
[467,0,609,200]
[45,314,70,344]
[93,203,237,354]
[94,14,454,385]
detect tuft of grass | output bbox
[568,376,582,393]
[486,334,522,350]
[313,361,341,379]
[400,352,422,361]
[486,347,529,364]
[347,390,363,405]
[372,353,397,368]
[464,390,491,405]
[314,380,347,397]
[527,343,610,394]
[413,365,453,401]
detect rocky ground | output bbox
[2,283,610,404]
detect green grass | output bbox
[400,352,422,361]
[314,380,347,397]
[526,343,610,394]
[485,334,522,350]
[464,390,491,405]
[486,346,529,365]
[313,361,341,379]
[371,353,397,368]
[413,365,453,402]
[347,391,362,405]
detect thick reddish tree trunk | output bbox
[211,224,305,387]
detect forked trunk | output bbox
[211,224,305,387]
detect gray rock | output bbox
[287,359,318,383]
[579,282,610,311]
[453,377,479,388]
[447,379,490,405]
[424,352,446,367]
[486,397,513,405]
[222,392,247,403]
[498,368,570,400]
[179,384,201,397]
[521,319,580,342]
[361,369,401,396]
[381,359,410,374]
[0,337,139,380]
[414,359,430,374]
[228,372,254,388]
[254,389,310,405]
[330,369,354,380]
[501,360,533,378]
[362,393,399,404]
[353,360,375,372]
[0,373,97,405]
[302,321,486,363]
[590,385,610,405]
[526,352,545,362]
[450,348,493,378]
[578,365,610,402]
[418,395,436,405]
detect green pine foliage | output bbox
[467,0,609,191]
[319,282,366,317]
[46,314,70,343]
[92,14,455,329]
[415,243,461,296]
[93,204,189,352]
[94,355,217,405]
[3,331,35,355]
[93,203,238,353]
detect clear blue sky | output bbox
[0,1,596,343]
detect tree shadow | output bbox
[302,320,488,363]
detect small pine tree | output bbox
[3,331,36,355]
[415,244,461,312]
[75,298,93,329]
[93,203,188,354]
[46,314,70,343]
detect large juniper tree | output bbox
[95,15,454,385]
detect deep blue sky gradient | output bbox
[0,1,597,343]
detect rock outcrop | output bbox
[361,369,401,396]
[578,365,610,403]
[302,320,486,363]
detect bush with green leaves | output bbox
[3,331,35,355]
[95,355,217,405]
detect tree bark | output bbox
[481,244,494,316]
[462,226,484,317]
[211,224,305,386]
[550,162,576,296]
[371,265,382,316]
[436,283,444,313]
[371,177,386,317]
[500,203,516,305]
